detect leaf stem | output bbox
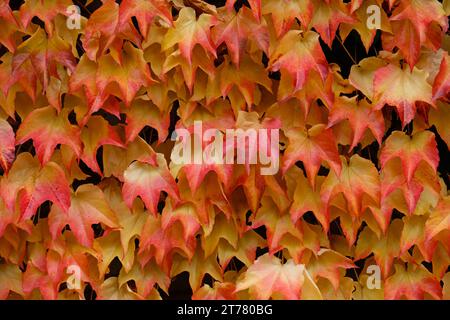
[336,34,357,65]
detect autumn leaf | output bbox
[218,56,272,109]
[193,281,237,300]
[213,6,268,66]
[384,263,442,300]
[161,200,201,243]
[119,0,173,39]
[235,254,320,299]
[119,260,170,298]
[425,196,450,241]
[19,0,72,36]
[378,159,441,230]
[373,62,434,126]
[20,161,71,221]
[289,167,328,231]
[307,249,355,290]
[1,0,449,301]
[262,0,313,38]
[171,244,223,291]
[382,20,421,70]
[432,53,450,101]
[349,56,387,101]
[309,0,356,47]
[162,7,217,65]
[163,46,216,94]
[217,230,265,269]
[340,0,391,52]
[97,277,150,300]
[380,130,439,183]
[226,0,261,21]
[80,116,125,175]
[0,119,15,172]
[282,124,341,188]
[327,96,385,150]
[123,154,180,215]
[390,0,448,60]
[10,28,76,98]
[251,196,302,254]
[93,231,134,277]
[125,99,170,143]
[0,263,23,299]
[355,220,402,278]
[48,184,119,247]
[81,0,141,61]
[16,106,81,164]
[96,42,154,106]
[201,213,238,258]
[139,214,196,270]
[102,178,147,255]
[269,30,328,94]
[321,155,380,220]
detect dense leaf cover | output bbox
[0,0,449,300]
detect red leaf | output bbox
[16,106,81,164]
[380,130,439,183]
[269,30,328,93]
[282,124,341,188]
[122,154,180,215]
[0,119,15,172]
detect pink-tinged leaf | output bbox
[139,215,196,271]
[327,96,385,150]
[226,0,261,21]
[20,162,71,221]
[0,263,23,299]
[96,42,154,106]
[0,119,15,172]
[433,52,450,101]
[382,19,420,70]
[48,184,119,247]
[373,63,434,127]
[193,282,237,300]
[213,6,268,66]
[16,106,81,164]
[69,55,110,120]
[310,0,356,47]
[81,0,141,61]
[321,155,380,220]
[425,196,450,240]
[269,30,328,93]
[282,124,341,188]
[19,0,72,36]
[380,130,439,183]
[162,7,217,65]
[80,116,125,175]
[161,200,200,243]
[262,0,313,38]
[125,98,170,145]
[390,0,448,52]
[385,264,442,300]
[119,0,172,39]
[123,154,180,215]
[308,249,355,290]
[235,254,315,299]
